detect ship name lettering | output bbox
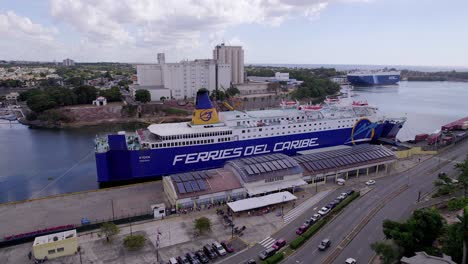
[173,147,243,165]
[273,138,319,152]
[244,144,270,156]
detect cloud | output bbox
[49,0,358,51]
[0,11,58,43]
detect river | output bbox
[1,81,467,203]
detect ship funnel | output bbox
[191,90,220,125]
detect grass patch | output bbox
[161,107,188,116]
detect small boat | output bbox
[352,100,369,106]
[299,104,322,111]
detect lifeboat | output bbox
[302,104,322,111]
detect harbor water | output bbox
[1,81,467,203]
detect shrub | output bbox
[447,197,468,211]
[123,234,146,250]
[162,107,188,116]
[290,235,306,249]
[263,252,284,264]
[26,112,37,121]
[194,217,211,234]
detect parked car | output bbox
[318,206,331,216]
[304,219,313,227]
[203,244,217,259]
[345,258,357,264]
[177,255,191,264]
[245,259,256,264]
[258,248,276,260]
[438,172,447,178]
[212,241,227,256]
[318,239,331,251]
[365,180,376,186]
[296,225,308,235]
[195,250,209,264]
[346,190,355,196]
[272,239,286,250]
[338,193,348,200]
[186,252,201,264]
[221,241,235,253]
[337,178,346,185]
[311,213,321,222]
[169,257,178,264]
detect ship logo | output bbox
[200,110,213,122]
[349,118,378,145]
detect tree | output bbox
[226,87,240,97]
[456,157,468,197]
[123,234,146,250]
[371,241,400,264]
[27,93,57,113]
[100,222,120,242]
[461,206,468,264]
[442,221,464,263]
[99,86,121,102]
[194,217,211,234]
[135,89,151,103]
[382,208,444,256]
[73,85,98,104]
[210,90,226,101]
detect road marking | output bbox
[259,236,276,248]
[283,190,332,223]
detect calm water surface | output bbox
[1,81,467,203]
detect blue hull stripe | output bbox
[96,123,386,182]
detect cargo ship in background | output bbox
[95,91,406,183]
[347,71,401,86]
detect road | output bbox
[284,141,467,264]
[221,140,467,264]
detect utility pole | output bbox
[111,199,115,221]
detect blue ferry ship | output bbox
[347,71,400,86]
[95,91,405,183]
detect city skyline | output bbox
[1,0,468,67]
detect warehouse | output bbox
[294,144,397,185]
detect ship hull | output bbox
[96,122,385,183]
[347,74,400,86]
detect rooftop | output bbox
[294,144,396,175]
[170,169,242,199]
[227,191,297,212]
[33,230,76,246]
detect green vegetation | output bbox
[382,208,444,257]
[135,89,151,103]
[0,79,22,87]
[262,252,284,264]
[441,212,465,263]
[289,191,360,250]
[123,234,146,250]
[210,90,226,101]
[20,85,121,116]
[371,241,401,264]
[100,222,120,242]
[402,70,468,82]
[447,197,468,211]
[245,66,341,101]
[194,217,211,234]
[456,157,468,197]
[226,87,240,97]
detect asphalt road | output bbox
[284,141,467,264]
[220,140,468,264]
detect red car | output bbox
[296,225,308,235]
[221,241,235,253]
[272,239,286,250]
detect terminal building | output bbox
[162,144,397,210]
[32,229,78,260]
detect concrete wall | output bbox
[395,147,437,159]
[137,65,163,86]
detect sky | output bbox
[1,0,467,67]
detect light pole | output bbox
[111,199,115,221]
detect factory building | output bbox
[213,44,244,84]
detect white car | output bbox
[365,180,376,186]
[345,258,357,264]
[318,206,331,216]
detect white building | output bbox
[213,44,244,84]
[136,53,231,99]
[33,230,78,260]
[62,58,75,67]
[275,72,289,80]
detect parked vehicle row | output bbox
[257,238,287,261]
[295,190,354,236]
[166,240,234,264]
